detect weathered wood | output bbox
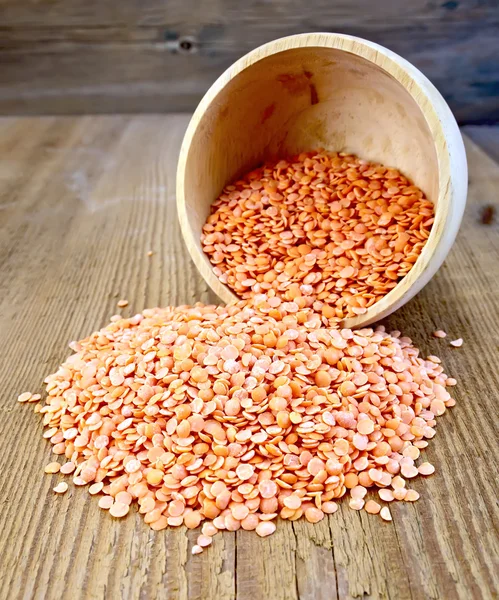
[463,125,499,164]
[0,0,498,122]
[0,116,498,600]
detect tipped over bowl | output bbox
[176,33,467,327]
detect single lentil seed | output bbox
[60,462,76,474]
[89,482,104,495]
[197,535,213,547]
[45,462,61,474]
[405,490,420,502]
[379,489,394,502]
[109,502,129,518]
[202,522,218,537]
[433,330,447,338]
[256,521,276,537]
[98,496,114,510]
[53,482,68,494]
[418,462,436,476]
[365,500,381,514]
[380,507,392,521]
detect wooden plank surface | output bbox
[0,115,498,600]
[463,125,499,164]
[0,0,498,122]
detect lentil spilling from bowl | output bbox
[22,291,456,553]
[202,150,434,319]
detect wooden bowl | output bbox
[177,33,467,328]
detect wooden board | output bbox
[0,116,498,600]
[0,0,498,123]
[464,125,499,164]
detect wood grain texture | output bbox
[0,116,498,600]
[0,0,498,123]
[464,125,499,163]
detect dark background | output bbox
[0,0,498,123]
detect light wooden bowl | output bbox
[177,33,467,328]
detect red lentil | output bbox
[380,506,392,521]
[433,330,447,338]
[110,502,129,518]
[197,534,213,547]
[404,489,420,502]
[17,392,32,403]
[53,482,68,494]
[202,151,434,319]
[44,462,61,474]
[418,462,435,476]
[365,500,381,514]
[24,290,456,552]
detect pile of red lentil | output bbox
[21,288,456,554]
[19,150,459,555]
[202,150,434,319]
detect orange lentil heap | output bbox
[26,291,456,553]
[202,151,434,318]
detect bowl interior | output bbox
[180,43,441,309]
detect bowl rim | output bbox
[176,32,467,327]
